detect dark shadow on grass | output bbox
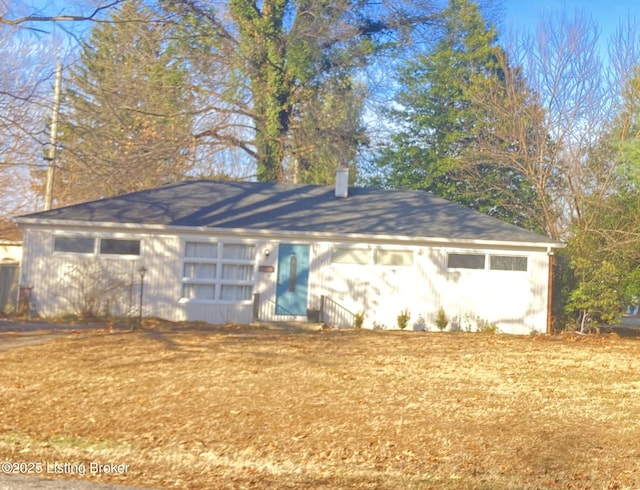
[140,327,181,350]
[606,325,640,339]
[99,323,373,371]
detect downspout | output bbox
[546,246,555,334]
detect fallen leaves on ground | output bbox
[1,325,640,489]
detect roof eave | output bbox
[14,218,564,250]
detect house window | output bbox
[100,238,140,256]
[331,248,370,265]
[182,284,215,300]
[490,255,528,271]
[185,242,217,259]
[447,253,485,270]
[220,285,253,301]
[375,249,414,266]
[183,263,216,280]
[53,236,95,254]
[182,241,255,302]
[222,243,254,260]
[221,264,253,281]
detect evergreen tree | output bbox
[53,0,194,205]
[371,0,546,231]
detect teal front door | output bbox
[275,244,310,316]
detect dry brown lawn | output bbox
[1,323,640,489]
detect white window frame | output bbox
[446,251,530,272]
[331,247,372,265]
[181,240,256,304]
[52,235,97,255]
[330,246,416,267]
[447,252,486,270]
[52,234,142,258]
[489,254,529,272]
[99,238,141,256]
[374,248,414,267]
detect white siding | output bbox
[311,243,549,335]
[20,226,552,334]
[311,243,433,328]
[20,229,186,321]
[183,302,253,325]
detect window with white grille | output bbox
[182,241,255,302]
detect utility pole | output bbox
[44,62,62,211]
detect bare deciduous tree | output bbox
[0,29,53,220]
[0,1,122,27]
[0,1,126,219]
[505,9,618,239]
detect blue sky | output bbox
[503,0,638,37]
[13,0,639,67]
[16,1,639,39]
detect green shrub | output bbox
[476,317,498,334]
[435,307,448,331]
[354,311,365,329]
[397,309,411,330]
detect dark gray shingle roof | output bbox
[17,180,558,245]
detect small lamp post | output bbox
[138,266,147,329]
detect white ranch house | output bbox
[15,172,563,334]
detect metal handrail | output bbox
[253,293,299,322]
[253,293,357,327]
[321,295,356,328]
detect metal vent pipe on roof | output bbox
[335,166,349,198]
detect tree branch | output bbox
[0,1,124,26]
[194,127,257,160]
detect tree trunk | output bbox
[231,0,291,182]
[580,310,589,333]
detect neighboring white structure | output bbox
[15,179,563,334]
[0,241,21,264]
[0,231,22,314]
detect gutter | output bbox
[13,217,565,251]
